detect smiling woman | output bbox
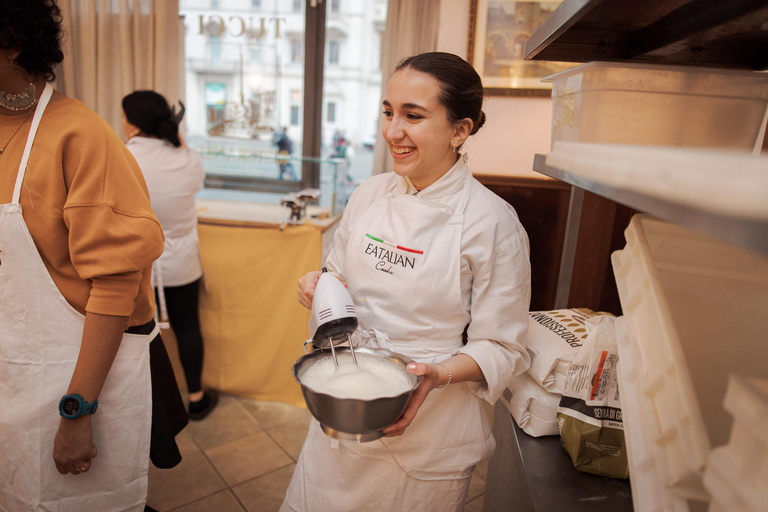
[284,52,532,512]
[381,53,486,190]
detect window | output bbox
[290,39,303,63]
[179,0,387,203]
[208,35,221,64]
[328,40,339,65]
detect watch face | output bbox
[62,397,80,416]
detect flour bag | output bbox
[500,371,561,437]
[557,314,628,479]
[525,308,600,393]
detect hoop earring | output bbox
[0,61,38,111]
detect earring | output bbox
[452,142,459,153]
[0,61,38,111]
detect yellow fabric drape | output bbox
[198,222,322,407]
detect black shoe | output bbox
[188,389,219,421]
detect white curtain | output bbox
[55,0,183,135]
[372,0,441,175]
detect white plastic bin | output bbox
[545,62,768,150]
[611,214,768,499]
[704,448,762,512]
[702,375,768,512]
[615,317,691,512]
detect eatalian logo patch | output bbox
[364,233,422,275]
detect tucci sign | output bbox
[198,14,286,38]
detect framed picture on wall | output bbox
[468,0,576,96]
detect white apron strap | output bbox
[12,83,53,204]
[355,328,463,363]
[151,261,171,329]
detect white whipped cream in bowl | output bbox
[291,346,421,442]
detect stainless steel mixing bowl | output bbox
[291,346,420,442]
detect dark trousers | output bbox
[156,278,205,393]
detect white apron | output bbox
[151,228,204,330]
[0,83,153,512]
[282,170,495,512]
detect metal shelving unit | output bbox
[484,1,768,511]
[524,0,768,70]
[534,145,768,307]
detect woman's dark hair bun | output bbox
[472,111,486,135]
[122,90,181,147]
[156,118,181,147]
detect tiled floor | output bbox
[151,330,489,511]
[146,394,489,512]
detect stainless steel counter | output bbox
[483,401,633,512]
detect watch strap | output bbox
[59,394,99,419]
[82,399,99,415]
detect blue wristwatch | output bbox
[58,394,99,419]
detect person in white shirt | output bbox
[282,52,532,512]
[122,90,218,420]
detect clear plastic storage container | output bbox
[545,62,768,150]
[611,214,768,499]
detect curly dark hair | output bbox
[0,0,65,82]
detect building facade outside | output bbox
[179,0,386,186]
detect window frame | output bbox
[192,1,326,194]
[300,0,326,189]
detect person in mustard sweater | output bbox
[0,1,186,510]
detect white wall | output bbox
[437,0,552,178]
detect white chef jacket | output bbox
[327,153,531,403]
[126,137,205,287]
[282,154,531,512]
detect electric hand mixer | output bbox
[308,268,361,367]
[294,268,420,442]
